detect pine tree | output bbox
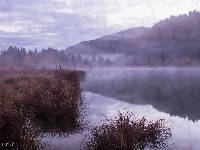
[105,58,111,66]
[84,58,89,66]
[78,53,82,60]
[1,51,3,56]
[98,56,103,66]
[72,54,75,60]
[28,50,32,56]
[35,47,38,55]
[92,54,96,62]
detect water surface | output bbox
[45,68,200,150]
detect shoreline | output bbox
[73,66,200,70]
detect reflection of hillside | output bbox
[82,68,200,122]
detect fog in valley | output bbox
[1,7,200,150]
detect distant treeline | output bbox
[64,9,200,67]
[0,46,111,68]
[2,10,200,68]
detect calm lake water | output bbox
[44,68,200,150]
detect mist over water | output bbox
[1,1,200,149]
[82,68,200,121]
[43,67,200,150]
[45,92,200,150]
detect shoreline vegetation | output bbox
[0,67,87,150]
[82,110,172,150]
[73,66,200,69]
[0,67,172,150]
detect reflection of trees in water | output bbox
[88,69,112,79]
[34,114,87,140]
[0,113,46,150]
[83,69,200,122]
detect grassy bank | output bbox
[0,67,86,150]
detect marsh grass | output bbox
[82,110,172,150]
[0,67,87,150]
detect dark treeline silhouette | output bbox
[2,10,200,68]
[0,46,112,68]
[65,10,200,67]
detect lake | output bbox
[44,68,200,150]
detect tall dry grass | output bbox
[0,67,87,150]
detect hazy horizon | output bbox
[0,1,200,51]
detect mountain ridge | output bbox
[64,10,200,67]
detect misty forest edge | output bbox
[1,10,200,68]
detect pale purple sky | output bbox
[0,0,199,51]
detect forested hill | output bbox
[65,10,200,67]
[1,10,200,68]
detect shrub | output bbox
[0,68,87,149]
[82,110,172,150]
[0,84,46,150]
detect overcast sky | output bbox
[0,0,200,51]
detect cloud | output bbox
[0,0,199,51]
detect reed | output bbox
[0,67,86,149]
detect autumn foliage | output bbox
[0,67,86,150]
[82,110,172,150]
